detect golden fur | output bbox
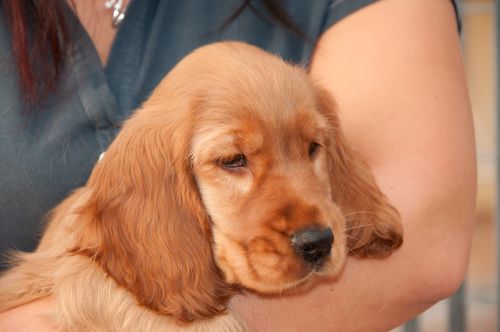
[0,42,402,331]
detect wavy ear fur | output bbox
[71,102,229,323]
[314,86,403,258]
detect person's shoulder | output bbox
[318,0,460,35]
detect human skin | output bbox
[0,0,476,331]
[230,0,477,330]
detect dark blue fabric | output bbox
[0,0,461,267]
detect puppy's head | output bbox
[71,42,402,323]
[187,43,402,293]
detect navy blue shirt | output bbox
[0,0,460,267]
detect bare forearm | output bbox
[0,297,57,332]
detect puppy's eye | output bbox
[222,154,247,169]
[308,142,320,157]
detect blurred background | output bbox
[393,0,497,331]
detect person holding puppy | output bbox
[0,0,475,331]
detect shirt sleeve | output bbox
[321,0,462,33]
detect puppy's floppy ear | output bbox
[71,104,229,323]
[314,86,403,258]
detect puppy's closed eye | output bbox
[308,141,321,158]
[221,154,247,169]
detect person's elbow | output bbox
[423,243,470,303]
[405,190,475,307]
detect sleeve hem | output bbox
[322,0,462,34]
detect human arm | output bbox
[0,297,57,331]
[229,0,476,331]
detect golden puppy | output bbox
[0,42,402,331]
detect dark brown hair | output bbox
[1,0,71,106]
[2,0,301,107]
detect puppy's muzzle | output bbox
[291,228,333,266]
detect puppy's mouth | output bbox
[214,224,346,294]
[239,230,341,293]
[241,250,338,294]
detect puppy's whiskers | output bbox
[343,224,374,231]
[342,211,378,218]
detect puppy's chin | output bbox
[215,240,346,294]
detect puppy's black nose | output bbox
[291,228,333,264]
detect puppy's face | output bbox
[191,65,346,293]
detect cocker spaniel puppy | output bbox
[0,42,402,331]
